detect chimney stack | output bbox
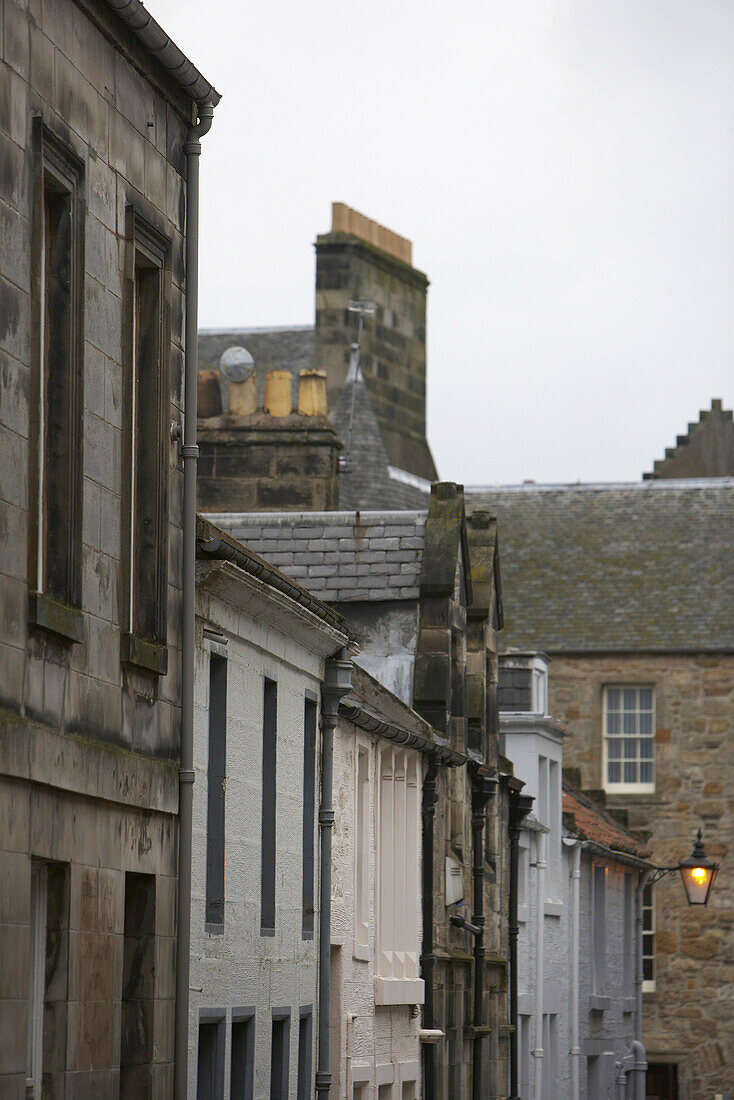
[315,202,437,482]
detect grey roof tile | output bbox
[207,509,428,603]
[467,478,734,653]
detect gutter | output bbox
[338,701,466,766]
[102,0,221,104]
[198,532,345,634]
[174,99,216,1100]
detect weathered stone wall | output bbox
[549,654,734,1099]
[197,414,341,513]
[314,231,437,481]
[0,0,193,1092]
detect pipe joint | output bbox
[319,809,335,827]
[181,443,199,459]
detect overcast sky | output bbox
[150,0,734,485]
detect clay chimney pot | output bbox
[264,371,293,417]
[197,370,222,418]
[297,369,328,417]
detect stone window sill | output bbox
[28,592,83,643]
[121,632,168,676]
[589,995,610,1013]
[623,997,636,1014]
[544,900,563,917]
[374,977,425,1006]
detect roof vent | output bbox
[220,345,254,382]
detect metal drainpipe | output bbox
[315,653,353,1098]
[533,830,547,1100]
[632,870,651,1100]
[174,99,215,1100]
[470,774,496,1100]
[508,792,533,1100]
[421,761,439,1100]
[569,841,582,1100]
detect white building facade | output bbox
[500,653,649,1100]
[189,520,348,1098]
[329,665,445,1098]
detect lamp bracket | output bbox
[647,866,678,887]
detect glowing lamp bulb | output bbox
[691,867,707,884]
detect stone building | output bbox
[499,653,649,1100]
[468,473,734,1100]
[197,204,438,511]
[191,516,349,1096]
[204,483,513,1098]
[0,0,217,1094]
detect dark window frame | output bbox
[197,1009,226,1100]
[302,695,317,937]
[230,1008,256,1100]
[206,652,227,931]
[121,204,171,675]
[261,677,278,933]
[296,1006,313,1100]
[28,120,85,643]
[270,1009,290,1100]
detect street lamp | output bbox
[649,828,719,906]
[678,829,719,906]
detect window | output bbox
[261,678,277,932]
[623,873,635,996]
[231,1010,255,1100]
[536,755,561,899]
[26,862,48,1100]
[270,1011,290,1100]
[122,207,170,672]
[30,123,84,631]
[603,686,655,791]
[355,747,370,950]
[642,883,656,992]
[197,1013,225,1100]
[121,873,156,1099]
[376,747,422,1003]
[27,861,69,1100]
[302,698,317,937]
[296,1008,312,1100]
[518,1015,531,1099]
[206,654,227,930]
[592,864,607,996]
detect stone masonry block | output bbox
[0,199,29,291]
[109,109,144,193]
[0,277,29,363]
[0,350,29,438]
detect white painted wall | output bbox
[331,716,423,1098]
[504,709,641,1100]
[504,713,570,1100]
[189,569,341,1099]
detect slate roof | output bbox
[198,327,315,412]
[332,369,430,511]
[563,786,651,862]
[205,511,428,603]
[466,478,734,653]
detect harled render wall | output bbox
[330,714,422,1096]
[190,581,328,1097]
[549,654,734,1100]
[0,0,191,1092]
